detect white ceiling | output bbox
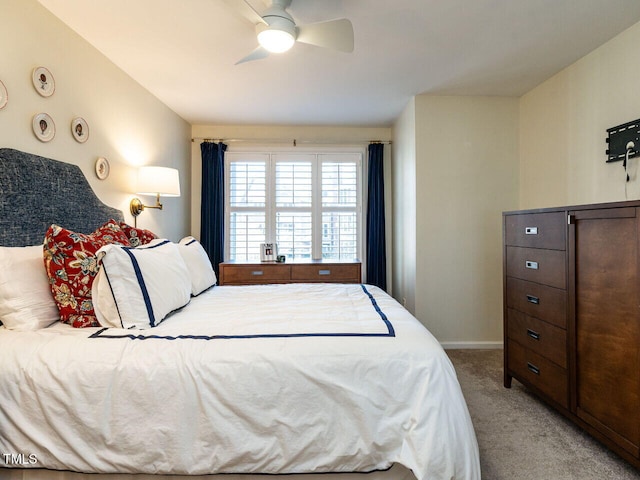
[39,0,640,127]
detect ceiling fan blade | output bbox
[235,45,270,65]
[252,0,269,9]
[222,0,267,25]
[296,18,354,53]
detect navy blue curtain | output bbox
[366,143,387,290]
[200,141,227,278]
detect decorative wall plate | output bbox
[0,79,7,110]
[71,117,89,143]
[32,66,55,97]
[95,157,110,180]
[32,113,55,142]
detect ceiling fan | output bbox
[223,0,354,64]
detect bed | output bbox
[0,148,480,480]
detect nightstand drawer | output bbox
[506,277,566,328]
[219,261,362,285]
[221,264,291,284]
[508,339,568,408]
[507,308,566,368]
[506,246,566,289]
[291,264,361,283]
[505,212,566,250]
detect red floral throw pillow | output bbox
[119,222,158,247]
[43,220,131,328]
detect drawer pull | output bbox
[251,270,264,276]
[525,227,538,235]
[527,362,540,375]
[526,329,541,340]
[525,260,539,270]
[526,294,540,305]
[318,269,331,275]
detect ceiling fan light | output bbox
[257,28,295,53]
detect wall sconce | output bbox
[130,166,180,226]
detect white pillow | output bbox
[178,236,217,296]
[0,245,59,330]
[92,239,191,329]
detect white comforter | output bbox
[0,283,479,479]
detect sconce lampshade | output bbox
[136,166,180,197]
[130,166,181,225]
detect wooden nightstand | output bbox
[219,260,361,285]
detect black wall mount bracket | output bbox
[606,119,640,163]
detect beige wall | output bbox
[520,20,640,208]
[0,0,191,241]
[394,18,640,347]
[391,99,417,313]
[393,96,519,347]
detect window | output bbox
[228,155,267,261]
[225,149,362,262]
[321,160,359,260]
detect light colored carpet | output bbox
[446,349,640,480]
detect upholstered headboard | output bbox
[0,148,124,246]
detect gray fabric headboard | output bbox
[0,148,124,246]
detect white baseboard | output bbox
[440,341,503,350]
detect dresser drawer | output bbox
[220,264,291,284]
[506,246,566,289]
[291,263,361,283]
[506,277,566,328]
[507,308,566,368]
[505,212,566,250]
[508,339,568,408]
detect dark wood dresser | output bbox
[219,260,361,285]
[504,200,640,467]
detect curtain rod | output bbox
[191,137,391,146]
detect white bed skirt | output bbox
[1,464,415,480]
